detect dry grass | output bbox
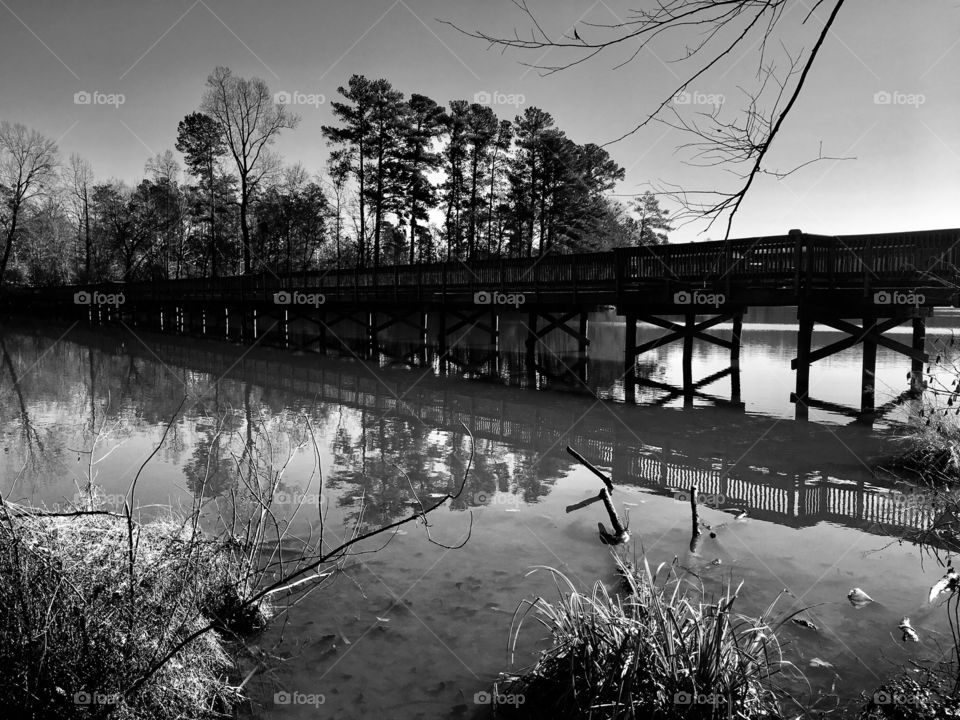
[0,505,263,718]
[493,553,795,719]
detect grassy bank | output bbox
[0,503,268,718]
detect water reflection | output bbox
[0,320,943,545]
[0,318,955,718]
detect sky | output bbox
[0,0,957,244]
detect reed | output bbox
[495,553,794,719]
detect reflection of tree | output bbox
[183,383,248,499]
[328,410,452,526]
[326,409,563,522]
[184,417,239,499]
[0,337,57,478]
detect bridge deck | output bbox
[6,228,960,315]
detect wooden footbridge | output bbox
[8,227,960,420]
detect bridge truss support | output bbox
[437,307,500,376]
[623,309,745,408]
[790,308,930,421]
[524,310,591,386]
[368,309,430,366]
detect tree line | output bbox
[0,67,671,287]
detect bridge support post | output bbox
[730,311,743,370]
[682,313,694,407]
[368,311,377,359]
[911,317,926,394]
[490,308,500,375]
[578,312,589,383]
[624,312,637,403]
[731,311,743,404]
[525,311,537,385]
[861,316,877,417]
[420,311,429,366]
[437,312,447,373]
[793,308,813,421]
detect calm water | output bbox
[1,308,957,718]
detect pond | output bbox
[0,307,956,718]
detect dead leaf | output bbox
[847,588,873,608]
[898,617,919,643]
[928,571,959,604]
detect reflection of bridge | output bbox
[8,228,960,420]
[39,323,936,544]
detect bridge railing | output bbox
[615,229,960,290]
[38,227,960,305]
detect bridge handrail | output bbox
[31,228,960,302]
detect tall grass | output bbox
[496,554,795,719]
[0,504,254,718]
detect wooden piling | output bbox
[861,316,877,415]
[911,317,926,393]
[624,312,636,403]
[794,308,813,420]
[683,312,694,406]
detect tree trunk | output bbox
[373,134,384,270]
[335,194,342,268]
[83,190,91,280]
[0,206,20,287]
[209,161,218,278]
[239,176,251,274]
[469,151,479,259]
[358,136,366,268]
[487,151,498,256]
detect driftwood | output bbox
[564,446,629,545]
[689,484,703,554]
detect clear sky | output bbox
[0,0,957,243]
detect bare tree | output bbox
[144,150,180,185]
[201,67,299,274]
[0,121,59,286]
[64,153,94,281]
[448,0,848,237]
